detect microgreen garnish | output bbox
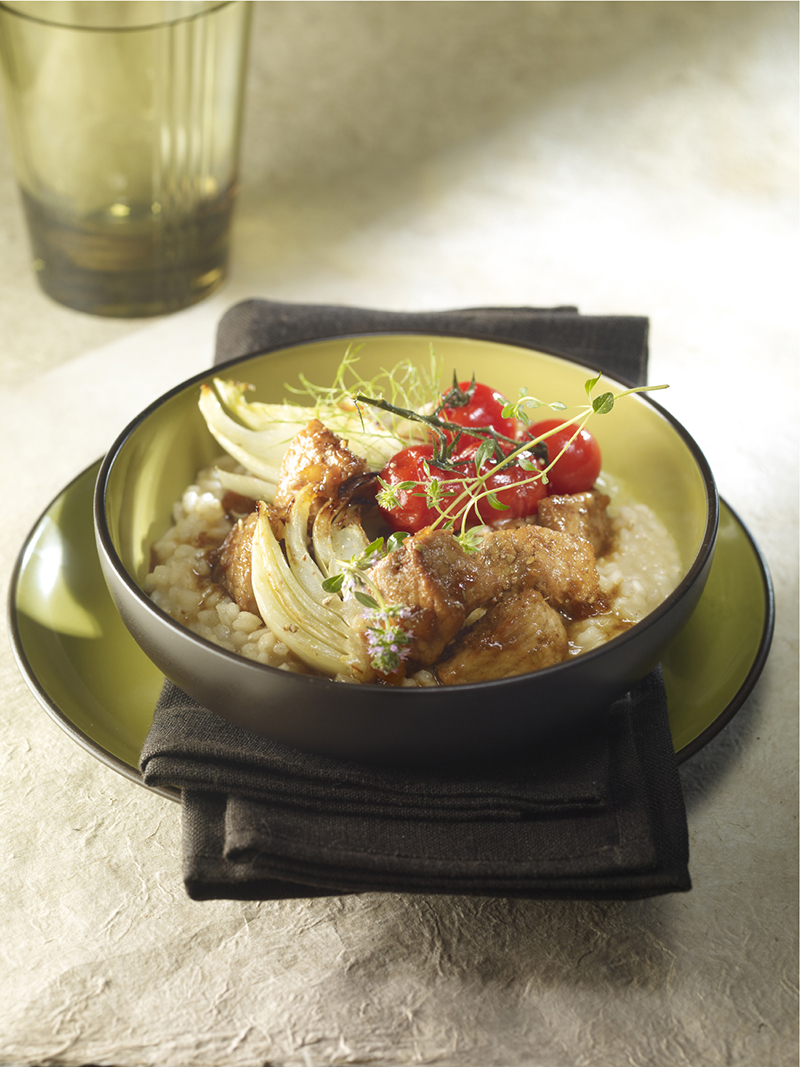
[592,392,615,415]
[455,526,488,554]
[376,478,416,512]
[584,372,603,397]
[285,343,442,441]
[473,437,495,471]
[500,391,566,424]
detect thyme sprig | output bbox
[502,372,669,425]
[352,392,547,469]
[321,534,416,675]
[362,374,669,534]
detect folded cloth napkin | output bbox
[212,298,651,386]
[142,668,688,900]
[139,299,690,901]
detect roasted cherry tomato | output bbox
[378,442,547,533]
[439,380,516,451]
[457,442,548,525]
[527,419,602,495]
[378,445,460,533]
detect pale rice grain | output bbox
[145,462,683,679]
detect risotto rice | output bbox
[144,458,682,684]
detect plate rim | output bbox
[7,461,179,802]
[7,329,775,789]
[668,502,775,763]
[8,455,774,798]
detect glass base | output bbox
[21,188,234,318]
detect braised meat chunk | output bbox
[537,490,612,557]
[471,524,608,619]
[273,418,370,519]
[436,588,569,684]
[215,510,259,616]
[368,527,480,670]
[367,521,607,681]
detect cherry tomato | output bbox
[378,442,548,533]
[440,380,516,451]
[378,445,462,533]
[457,442,548,525]
[527,419,602,495]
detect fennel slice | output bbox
[312,502,371,581]
[198,385,301,481]
[251,507,363,679]
[254,507,352,645]
[212,376,410,467]
[201,380,415,475]
[210,379,315,432]
[215,467,277,504]
[282,488,351,616]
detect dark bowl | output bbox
[94,333,718,764]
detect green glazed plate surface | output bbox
[9,460,774,798]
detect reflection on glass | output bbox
[0,1,252,316]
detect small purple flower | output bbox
[364,605,414,674]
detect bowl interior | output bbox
[103,335,711,595]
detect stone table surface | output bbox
[0,3,796,1065]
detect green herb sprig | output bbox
[285,343,442,439]
[363,374,669,534]
[321,534,417,675]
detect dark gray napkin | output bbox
[142,669,689,900]
[211,298,650,386]
[139,298,690,900]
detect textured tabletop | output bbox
[0,4,796,1065]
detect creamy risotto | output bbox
[145,458,683,685]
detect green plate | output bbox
[8,460,774,798]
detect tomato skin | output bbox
[378,445,460,534]
[458,443,548,525]
[378,442,547,533]
[440,381,516,451]
[527,419,602,495]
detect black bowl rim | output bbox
[94,329,720,695]
[10,467,773,796]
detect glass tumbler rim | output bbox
[0,1,243,34]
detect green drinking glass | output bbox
[0,1,252,317]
